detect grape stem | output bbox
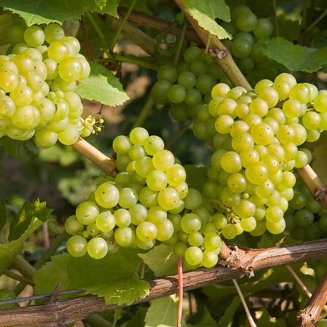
[297,273,327,327]
[72,138,116,176]
[285,265,312,298]
[177,257,183,327]
[118,8,202,44]
[232,279,257,327]
[173,0,252,90]
[2,239,326,326]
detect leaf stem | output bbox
[232,279,257,327]
[110,0,137,52]
[132,96,154,128]
[12,255,35,280]
[177,257,183,327]
[85,11,107,49]
[173,22,188,66]
[4,270,33,285]
[285,265,312,298]
[108,53,159,70]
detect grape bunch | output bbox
[0,23,94,148]
[286,177,327,240]
[65,127,223,268]
[222,5,277,83]
[151,45,229,121]
[194,73,327,238]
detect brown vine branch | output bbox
[297,273,327,327]
[118,8,201,44]
[72,138,116,176]
[173,0,251,90]
[1,239,326,327]
[297,164,327,210]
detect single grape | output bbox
[67,235,87,257]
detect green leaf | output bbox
[217,296,240,327]
[190,307,216,327]
[264,37,327,73]
[0,0,118,26]
[95,0,107,10]
[145,296,178,327]
[34,249,150,305]
[76,62,129,107]
[184,165,208,192]
[138,245,178,277]
[9,200,52,241]
[184,0,231,39]
[0,218,42,274]
[256,309,287,327]
[0,289,19,309]
[33,253,73,294]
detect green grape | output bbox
[174,182,188,199]
[67,235,87,257]
[76,201,99,225]
[222,223,238,239]
[196,74,216,94]
[178,71,196,89]
[184,88,202,106]
[253,18,273,38]
[139,187,158,207]
[231,37,253,59]
[95,211,115,232]
[11,105,40,130]
[227,173,247,193]
[183,46,201,63]
[167,84,186,104]
[220,151,242,173]
[119,187,138,209]
[87,237,108,259]
[190,60,207,75]
[113,135,132,154]
[143,135,164,155]
[240,148,260,167]
[59,57,83,82]
[136,221,157,242]
[232,133,254,152]
[215,114,234,134]
[240,217,257,232]
[184,188,202,210]
[152,149,174,171]
[151,80,171,104]
[158,187,180,211]
[47,41,69,62]
[213,213,228,230]
[44,23,65,43]
[114,227,134,247]
[95,182,119,208]
[157,65,177,83]
[266,219,286,234]
[0,96,16,119]
[203,233,221,251]
[235,199,256,218]
[58,125,80,145]
[166,164,186,187]
[35,129,58,148]
[129,203,147,225]
[24,25,45,47]
[11,85,33,106]
[294,209,314,227]
[266,206,284,223]
[129,127,149,145]
[202,251,219,268]
[185,246,203,266]
[251,123,275,145]
[302,111,321,130]
[65,215,84,235]
[147,206,167,224]
[114,208,131,227]
[135,156,154,177]
[146,170,167,191]
[128,144,145,160]
[181,213,201,233]
[314,91,327,112]
[0,70,18,93]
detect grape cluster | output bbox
[194,73,327,238]
[151,45,229,121]
[65,127,223,268]
[286,177,327,240]
[222,5,277,82]
[0,23,94,148]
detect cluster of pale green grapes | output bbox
[151,45,229,121]
[0,23,94,148]
[222,5,277,82]
[194,72,327,238]
[65,127,223,268]
[285,177,327,240]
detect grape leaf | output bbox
[0,218,42,274]
[264,37,327,73]
[138,245,178,277]
[34,249,149,305]
[76,62,129,107]
[0,289,19,309]
[184,0,231,40]
[9,200,52,241]
[95,0,107,10]
[0,0,118,26]
[33,254,73,294]
[217,296,240,327]
[190,307,216,327]
[145,296,178,327]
